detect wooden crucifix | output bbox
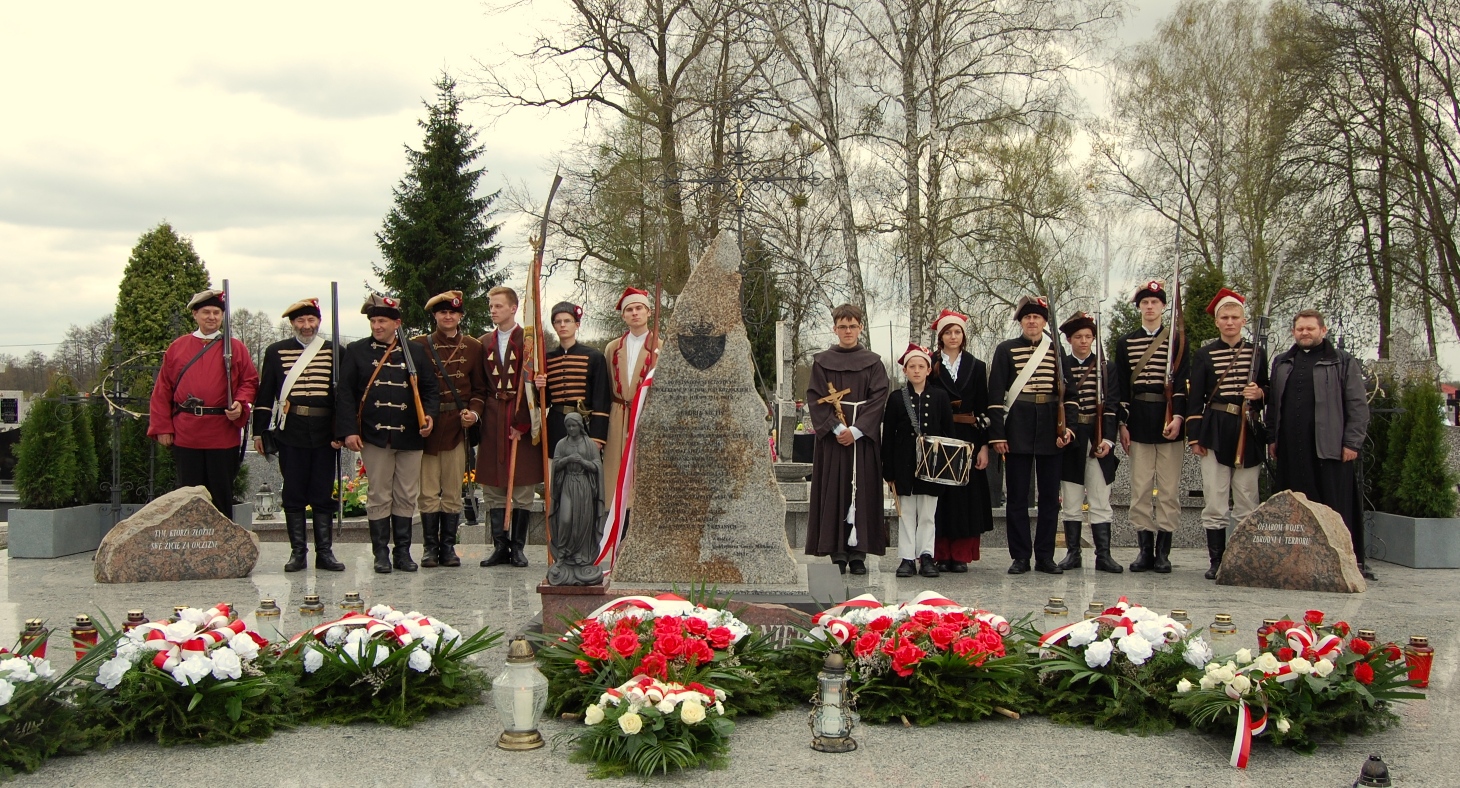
[817,386,852,427]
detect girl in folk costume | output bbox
[928,308,993,572]
[882,344,955,578]
[602,287,660,519]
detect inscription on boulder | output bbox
[1216,490,1366,593]
[612,231,799,584]
[95,486,260,583]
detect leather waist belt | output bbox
[1134,392,1166,402]
[613,396,630,407]
[493,392,515,401]
[952,413,978,425]
[1074,414,1096,425]
[1015,393,1057,404]
[290,405,331,417]
[1211,402,1243,416]
[439,402,462,412]
[174,405,227,416]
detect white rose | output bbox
[1289,657,1314,675]
[656,699,676,714]
[1118,634,1154,666]
[177,608,207,626]
[228,633,260,661]
[1126,606,1158,623]
[1314,658,1335,678]
[1235,648,1253,664]
[210,647,243,680]
[1176,678,1194,693]
[1275,718,1291,733]
[97,656,133,690]
[407,648,432,673]
[1229,673,1252,695]
[1067,620,1099,648]
[618,712,643,735]
[173,655,214,686]
[1084,639,1114,668]
[1184,639,1213,669]
[680,700,706,725]
[1199,674,1218,691]
[1212,666,1236,683]
[1254,652,1282,674]
[584,704,605,725]
[0,658,32,682]
[0,678,13,706]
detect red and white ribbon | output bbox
[1229,699,1268,768]
[144,610,247,672]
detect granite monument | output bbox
[95,486,261,583]
[1216,490,1366,593]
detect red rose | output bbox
[1384,644,1403,662]
[615,616,642,633]
[1354,662,1374,685]
[867,616,894,633]
[1350,638,1372,656]
[929,626,958,650]
[581,644,609,661]
[1304,610,1324,626]
[686,639,715,666]
[653,616,683,637]
[633,652,668,679]
[913,610,939,627]
[611,631,641,659]
[854,632,882,659]
[976,632,1005,656]
[1302,647,1318,661]
[1274,619,1297,634]
[897,621,926,638]
[892,643,927,677]
[575,659,593,674]
[580,622,609,646]
[881,635,901,656]
[952,637,978,657]
[941,611,971,628]
[685,617,709,636]
[707,627,733,650]
[1333,621,1351,637]
[1278,647,1296,661]
[654,633,686,658]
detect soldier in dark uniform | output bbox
[412,291,487,568]
[987,296,1075,575]
[335,293,439,574]
[882,344,954,579]
[544,301,611,454]
[1187,288,1268,580]
[1115,280,1190,574]
[252,297,344,572]
[1056,311,1121,573]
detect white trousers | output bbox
[1199,451,1260,531]
[1060,455,1113,523]
[898,494,938,561]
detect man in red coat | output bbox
[477,285,545,568]
[148,288,259,521]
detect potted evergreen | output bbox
[1368,378,1460,568]
[9,379,113,557]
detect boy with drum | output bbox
[882,344,955,578]
[988,296,1075,574]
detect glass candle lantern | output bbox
[71,614,99,661]
[122,610,149,633]
[1084,602,1104,620]
[1169,610,1192,630]
[299,594,325,622]
[341,592,365,615]
[1404,636,1433,689]
[254,483,278,520]
[254,599,283,642]
[493,636,548,750]
[1356,629,1378,644]
[1209,614,1238,645]
[1258,618,1280,650]
[20,619,49,659]
[810,651,857,752]
[1043,597,1069,633]
[171,605,189,622]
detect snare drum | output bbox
[915,435,974,486]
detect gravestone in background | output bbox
[95,486,260,583]
[611,231,799,585]
[1216,490,1366,593]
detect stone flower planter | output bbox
[8,504,134,558]
[1368,510,1460,568]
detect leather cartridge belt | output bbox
[1210,402,1243,416]
[1074,414,1097,425]
[952,413,978,425]
[1134,392,1167,402]
[289,405,331,417]
[174,404,227,416]
[1015,393,1057,404]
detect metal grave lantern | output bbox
[255,483,278,520]
[493,636,548,750]
[810,651,857,752]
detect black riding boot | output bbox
[283,510,309,572]
[392,514,417,572]
[369,517,392,574]
[1090,523,1122,573]
[439,512,461,567]
[509,509,530,568]
[312,509,345,571]
[1153,531,1173,574]
[1204,528,1227,580]
[1129,531,1156,572]
[420,512,441,568]
[1057,521,1083,570]
[481,508,509,567]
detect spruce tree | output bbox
[1395,381,1458,518]
[374,74,503,335]
[1182,264,1223,348]
[13,379,80,509]
[73,391,100,504]
[1380,378,1418,513]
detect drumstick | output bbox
[887,481,902,517]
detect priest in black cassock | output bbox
[806,303,890,576]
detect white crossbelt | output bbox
[269,334,324,433]
[1004,332,1052,409]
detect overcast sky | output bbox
[3,0,1321,365]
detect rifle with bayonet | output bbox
[331,281,343,531]
[1046,296,1069,440]
[1092,226,1111,457]
[1164,219,1187,430]
[1235,260,1285,467]
[396,324,428,430]
[222,279,245,460]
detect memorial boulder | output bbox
[611,231,800,585]
[1216,490,1366,593]
[95,486,260,583]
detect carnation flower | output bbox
[408,648,432,673]
[1084,639,1114,668]
[174,655,215,686]
[1235,648,1253,664]
[1066,620,1099,648]
[210,647,243,680]
[680,700,706,725]
[1183,638,1213,669]
[324,626,348,647]
[0,678,12,706]
[115,639,142,663]
[1354,662,1374,685]
[1176,678,1193,693]
[28,658,55,680]
[304,649,324,674]
[618,712,643,734]
[584,704,604,725]
[97,656,132,689]
[1314,658,1335,678]
[0,658,33,683]
[228,633,260,661]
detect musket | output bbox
[331,281,343,531]
[1045,296,1068,439]
[1164,214,1187,429]
[1235,256,1287,467]
[1091,226,1110,457]
[222,279,243,460]
[395,324,428,429]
